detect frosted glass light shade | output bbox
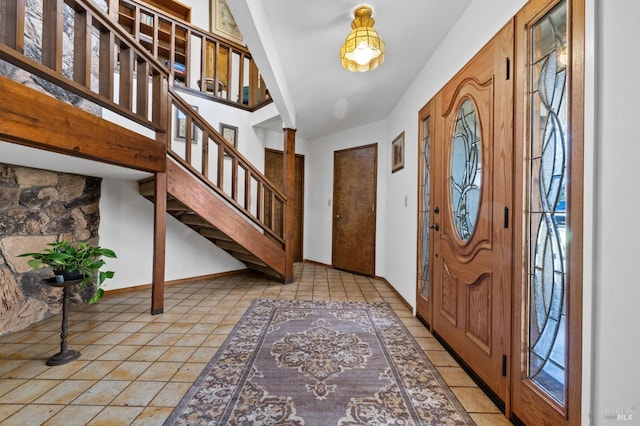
[340,6,385,72]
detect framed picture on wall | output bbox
[392,131,405,173]
[175,106,199,142]
[210,0,243,44]
[220,123,238,148]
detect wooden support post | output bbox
[283,128,296,283]
[151,169,167,314]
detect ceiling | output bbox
[227,0,472,140]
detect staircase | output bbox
[0,0,291,311]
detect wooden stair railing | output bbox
[0,0,170,134]
[167,89,286,247]
[117,0,272,110]
[139,158,286,280]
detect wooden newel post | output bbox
[283,128,296,284]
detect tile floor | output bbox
[0,263,511,425]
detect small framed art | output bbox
[391,131,405,173]
[220,123,238,148]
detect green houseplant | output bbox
[18,241,117,304]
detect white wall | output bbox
[99,179,244,290]
[304,120,387,267]
[592,0,640,422]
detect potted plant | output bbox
[18,241,117,304]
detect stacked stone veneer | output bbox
[0,163,102,335]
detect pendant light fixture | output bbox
[340,5,385,72]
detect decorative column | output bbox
[283,128,296,284]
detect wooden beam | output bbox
[283,128,296,283]
[151,169,167,315]
[0,75,166,173]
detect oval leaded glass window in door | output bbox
[528,1,568,406]
[450,99,482,241]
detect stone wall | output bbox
[0,163,102,335]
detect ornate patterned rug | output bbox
[164,299,475,425]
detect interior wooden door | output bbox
[265,148,304,262]
[332,144,377,276]
[511,0,583,424]
[431,22,513,407]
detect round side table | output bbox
[43,278,82,366]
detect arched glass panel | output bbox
[528,0,568,406]
[450,99,482,241]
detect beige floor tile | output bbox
[470,413,513,425]
[0,360,29,377]
[72,380,131,405]
[35,360,90,380]
[34,379,95,404]
[149,382,192,407]
[426,350,460,367]
[119,333,157,346]
[0,404,24,422]
[0,379,27,398]
[98,345,142,361]
[1,404,64,426]
[111,381,166,406]
[9,343,56,359]
[162,322,195,333]
[157,346,197,362]
[77,344,112,360]
[137,362,182,381]
[103,361,152,381]
[436,366,478,387]
[200,333,228,347]
[452,387,502,413]
[171,362,207,382]
[69,360,121,380]
[138,322,171,334]
[188,346,217,363]
[1,379,60,403]
[131,407,174,425]
[3,360,50,379]
[128,345,170,362]
[114,321,147,333]
[146,333,184,346]
[174,334,207,346]
[43,404,104,426]
[87,406,144,426]
[92,332,133,346]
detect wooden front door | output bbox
[431,22,513,406]
[332,144,377,276]
[265,148,304,262]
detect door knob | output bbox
[429,223,440,231]
[336,214,340,218]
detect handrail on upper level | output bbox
[0,0,170,132]
[116,0,272,111]
[168,88,286,244]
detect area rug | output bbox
[164,299,475,425]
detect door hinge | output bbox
[502,355,507,376]
[504,207,509,229]
[506,57,511,80]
